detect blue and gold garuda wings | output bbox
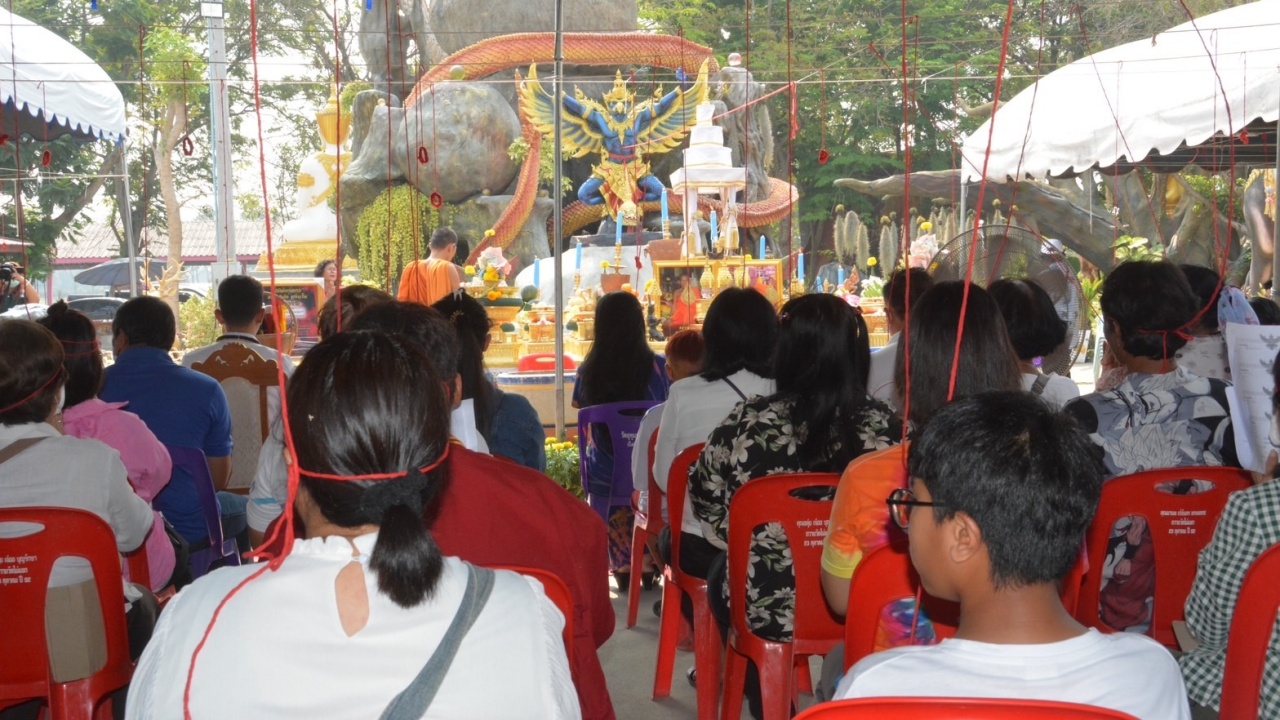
[518,59,711,160]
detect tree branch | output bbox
[49,144,123,230]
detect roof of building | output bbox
[54,219,274,266]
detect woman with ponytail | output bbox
[432,291,545,471]
[127,331,579,719]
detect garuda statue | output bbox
[520,59,710,221]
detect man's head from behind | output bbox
[429,227,457,256]
[112,296,176,353]
[905,391,1103,600]
[216,275,265,332]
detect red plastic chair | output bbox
[792,697,1139,719]
[844,541,1086,672]
[722,472,842,720]
[518,353,576,372]
[576,401,660,523]
[165,444,241,579]
[0,507,134,719]
[627,416,665,627]
[653,443,721,720]
[1219,541,1280,720]
[490,565,574,664]
[1076,466,1252,647]
[843,540,960,672]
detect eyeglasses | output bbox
[886,487,945,529]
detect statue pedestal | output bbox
[259,239,358,275]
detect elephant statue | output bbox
[1243,168,1275,295]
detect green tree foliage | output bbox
[638,0,1245,255]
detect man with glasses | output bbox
[833,391,1190,720]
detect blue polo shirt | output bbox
[101,346,234,543]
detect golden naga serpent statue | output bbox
[402,32,798,262]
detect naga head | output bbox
[602,70,635,115]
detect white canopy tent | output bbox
[960,0,1280,182]
[0,6,125,143]
[0,7,136,295]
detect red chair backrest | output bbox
[637,421,664,532]
[1219,541,1280,720]
[792,697,1139,719]
[489,564,575,663]
[843,540,960,671]
[0,507,133,716]
[1077,466,1252,646]
[665,443,705,576]
[727,472,842,654]
[844,541,1087,672]
[518,353,576,372]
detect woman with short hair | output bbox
[987,278,1080,408]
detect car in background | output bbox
[67,296,125,345]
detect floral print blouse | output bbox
[688,395,901,641]
[1064,366,1238,479]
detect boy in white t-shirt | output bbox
[834,391,1191,720]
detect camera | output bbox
[0,262,22,292]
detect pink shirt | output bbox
[63,398,175,591]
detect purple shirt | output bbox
[63,398,175,590]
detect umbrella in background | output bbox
[0,6,125,143]
[960,0,1280,181]
[74,257,166,287]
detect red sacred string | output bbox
[0,368,62,414]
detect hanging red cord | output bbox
[817,69,828,165]
[183,1,294,715]
[417,146,429,164]
[950,0,1018,403]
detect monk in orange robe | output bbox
[398,227,462,306]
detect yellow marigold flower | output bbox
[600,260,611,270]
[464,265,476,276]
[486,290,501,301]
[545,437,557,445]
[920,221,933,232]
[867,257,878,267]
[484,229,496,237]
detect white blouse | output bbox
[127,534,580,719]
[652,370,775,535]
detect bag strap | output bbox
[0,437,43,466]
[379,564,496,720]
[1030,374,1050,397]
[722,376,748,401]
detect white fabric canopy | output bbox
[0,6,125,143]
[961,0,1280,182]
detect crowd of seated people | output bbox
[8,255,1280,720]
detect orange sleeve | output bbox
[821,444,909,579]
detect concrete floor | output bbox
[598,577,822,720]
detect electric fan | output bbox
[928,224,1087,376]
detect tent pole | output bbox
[551,0,565,439]
[118,142,139,298]
[1273,81,1279,299]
